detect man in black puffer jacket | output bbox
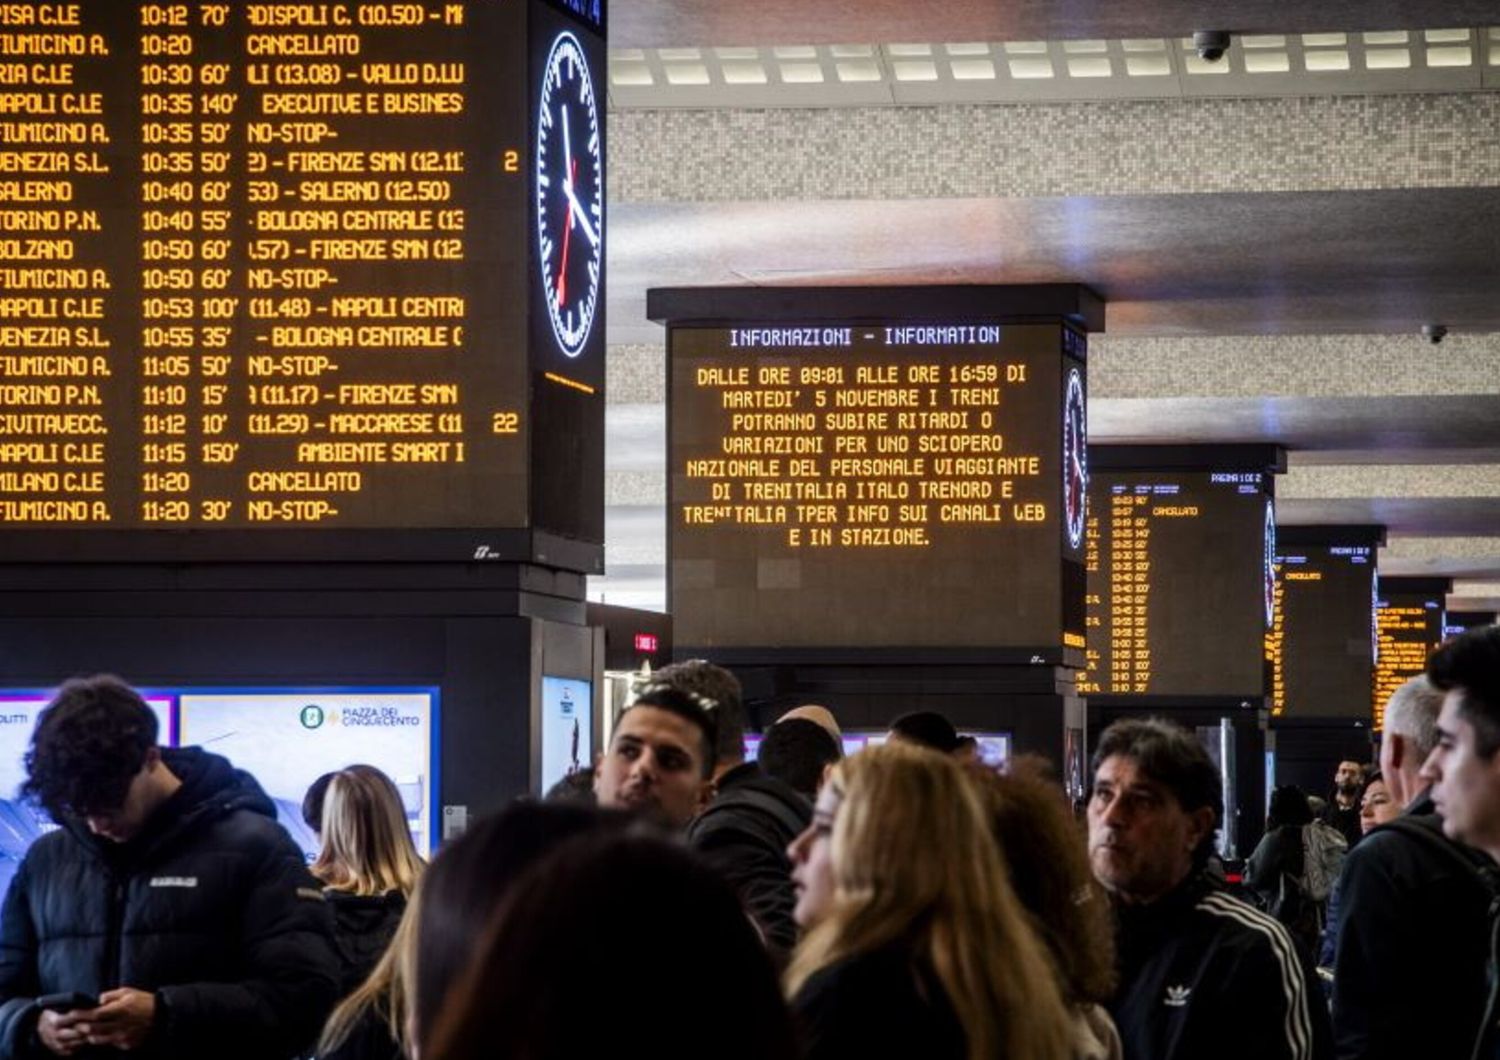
[0,675,340,1059]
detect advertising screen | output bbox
[177,689,437,857]
[540,676,592,795]
[0,692,172,895]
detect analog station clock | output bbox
[1264,498,1277,628]
[535,31,602,359]
[1062,366,1087,550]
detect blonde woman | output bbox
[785,742,1074,1060]
[312,766,424,998]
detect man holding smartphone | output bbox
[0,675,340,1057]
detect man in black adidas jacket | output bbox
[1089,718,1332,1060]
[0,675,340,1059]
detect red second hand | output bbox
[556,157,578,308]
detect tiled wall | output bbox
[610,92,1500,202]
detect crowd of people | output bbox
[0,625,1496,1059]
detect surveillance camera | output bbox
[1421,324,1448,344]
[1193,30,1231,62]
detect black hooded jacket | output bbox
[0,747,340,1059]
[325,890,405,997]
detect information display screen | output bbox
[0,0,605,559]
[1373,591,1445,730]
[178,688,437,856]
[1079,471,1273,697]
[1266,544,1377,719]
[668,323,1087,655]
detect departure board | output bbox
[0,0,605,561]
[1266,544,1376,719]
[1079,470,1273,698]
[667,322,1088,655]
[1373,584,1445,730]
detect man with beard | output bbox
[1322,760,1366,848]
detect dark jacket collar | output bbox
[65,746,277,866]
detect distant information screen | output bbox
[1080,471,1273,697]
[0,1,604,553]
[1266,545,1376,719]
[1373,592,1444,730]
[669,323,1085,652]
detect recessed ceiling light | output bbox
[891,60,938,81]
[1008,57,1055,78]
[888,43,933,57]
[1121,39,1166,52]
[1302,33,1348,47]
[829,44,874,58]
[1363,31,1409,45]
[1366,49,1412,70]
[1244,52,1290,73]
[1425,28,1471,43]
[611,64,654,86]
[1305,50,1351,71]
[835,61,882,82]
[1004,41,1050,55]
[714,47,759,60]
[721,62,767,84]
[1183,54,1231,74]
[779,62,824,83]
[951,59,997,80]
[945,42,991,56]
[1427,45,1473,66]
[1067,57,1113,78]
[1063,40,1108,54]
[658,47,702,61]
[1241,35,1287,49]
[663,63,710,85]
[772,45,817,59]
[1125,55,1171,75]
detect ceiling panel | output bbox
[606,188,1500,344]
[612,1,1500,49]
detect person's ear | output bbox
[143,747,162,772]
[817,762,835,793]
[697,779,715,813]
[1184,806,1215,853]
[1387,734,1405,772]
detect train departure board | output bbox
[1266,544,1376,719]
[667,320,1088,656]
[1079,469,1274,698]
[1373,583,1446,730]
[0,0,605,562]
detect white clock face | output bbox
[1062,366,1087,550]
[535,31,602,359]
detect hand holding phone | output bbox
[36,993,98,1014]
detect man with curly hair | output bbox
[0,675,339,1058]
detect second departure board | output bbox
[1373,585,1445,730]
[1266,544,1376,719]
[668,321,1088,655]
[1079,470,1274,698]
[0,0,606,561]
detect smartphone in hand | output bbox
[36,992,98,1013]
